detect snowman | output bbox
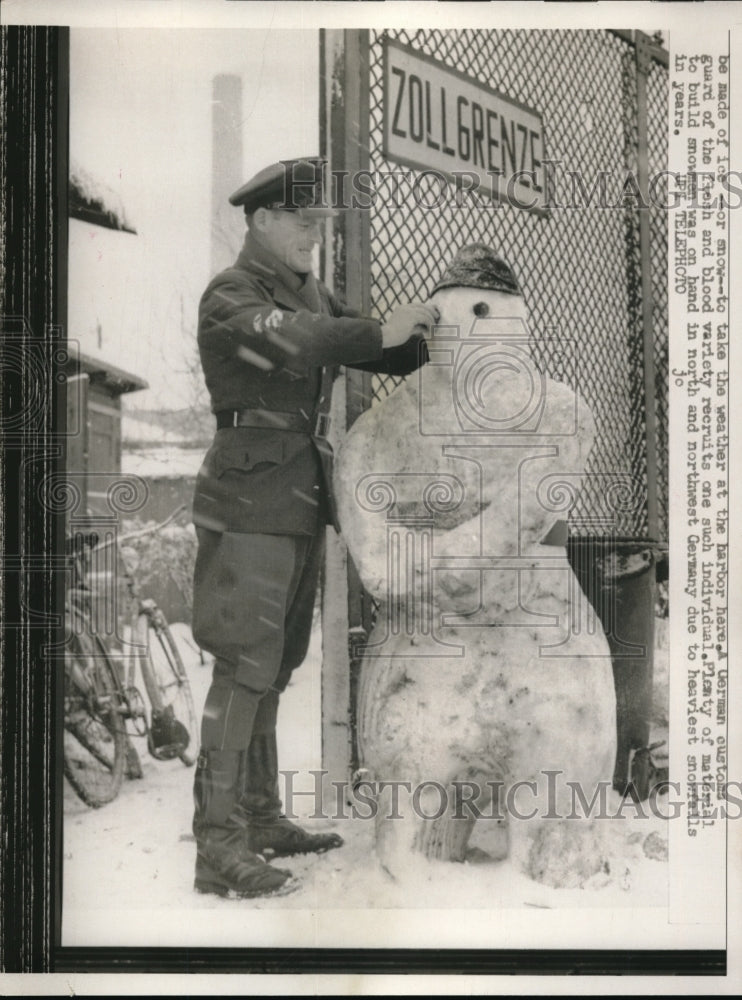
[334,244,617,888]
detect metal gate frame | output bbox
[319,27,669,782]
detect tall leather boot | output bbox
[241,727,344,858]
[193,748,294,897]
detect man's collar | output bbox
[236,231,321,312]
[236,231,305,291]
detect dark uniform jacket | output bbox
[193,232,427,535]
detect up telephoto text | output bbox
[280,166,742,212]
[275,770,742,823]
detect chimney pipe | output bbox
[211,74,244,275]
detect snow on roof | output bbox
[66,344,148,395]
[69,161,136,233]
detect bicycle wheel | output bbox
[136,608,199,766]
[64,626,126,807]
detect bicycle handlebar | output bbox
[66,504,188,556]
[118,504,188,544]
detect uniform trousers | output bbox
[192,527,325,751]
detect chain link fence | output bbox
[362,28,668,541]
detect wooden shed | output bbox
[64,347,147,516]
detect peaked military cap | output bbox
[431,243,521,296]
[229,158,336,216]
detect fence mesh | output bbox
[363,28,668,540]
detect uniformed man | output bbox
[191,158,436,898]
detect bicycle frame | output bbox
[67,506,197,764]
[66,536,147,732]
[63,505,198,807]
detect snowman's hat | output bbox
[431,243,521,296]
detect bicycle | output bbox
[63,532,127,807]
[114,507,200,767]
[63,507,200,808]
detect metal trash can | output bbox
[567,536,663,800]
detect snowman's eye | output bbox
[473,301,489,317]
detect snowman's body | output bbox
[335,283,617,888]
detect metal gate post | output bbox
[319,29,372,791]
[634,29,660,541]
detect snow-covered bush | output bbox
[120,517,197,621]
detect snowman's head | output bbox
[429,243,528,338]
[430,285,529,340]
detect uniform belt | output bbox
[215,408,331,437]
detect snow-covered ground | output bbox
[62,621,672,950]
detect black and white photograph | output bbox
[0,0,739,994]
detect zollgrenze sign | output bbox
[383,38,546,213]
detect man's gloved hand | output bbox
[381,301,440,348]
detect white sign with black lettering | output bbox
[383,37,546,213]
